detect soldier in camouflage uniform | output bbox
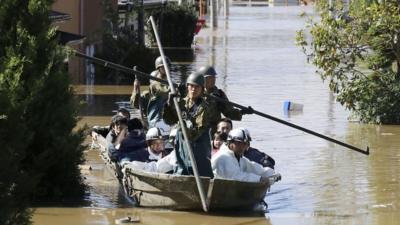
[197,65,254,133]
[163,71,213,178]
[130,56,171,128]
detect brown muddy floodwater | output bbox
[33,5,400,225]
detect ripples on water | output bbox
[33,5,400,225]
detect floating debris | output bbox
[115,216,140,224]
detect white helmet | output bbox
[227,128,249,143]
[146,127,163,141]
[237,127,251,142]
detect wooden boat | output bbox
[92,131,272,211]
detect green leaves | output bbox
[147,3,198,47]
[297,0,400,124]
[1,1,86,224]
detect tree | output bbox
[0,95,33,225]
[0,1,86,223]
[296,0,400,124]
[96,0,157,84]
[148,3,198,48]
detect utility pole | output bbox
[137,0,144,46]
[223,0,229,19]
[210,0,218,28]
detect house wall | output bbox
[52,0,118,84]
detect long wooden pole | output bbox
[133,66,148,129]
[210,96,370,155]
[148,16,209,212]
[73,52,370,156]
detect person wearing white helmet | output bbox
[239,128,276,169]
[211,128,281,183]
[124,127,177,173]
[146,127,166,161]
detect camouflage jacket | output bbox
[204,86,242,128]
[163,96,211,141]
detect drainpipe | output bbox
[80,0,85,83]
[80,0,84,35]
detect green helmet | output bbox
[197,65,217,77]
[155,56,171,69]
[186,71,204,87]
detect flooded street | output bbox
[34,5,400,225]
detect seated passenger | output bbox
[118,118,147,164]
[212,131,227,156]
[241,128,275,169]
[125,150,177,174]
[211,128,280,183]
[216,118,233,135]
[145,127,167,161]
[124,128,177,173]
[92,108,131,139]
[106,115,128,161]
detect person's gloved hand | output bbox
[260,173,282,185]
[168,92,179,106]
[260,176,273,185]
[177,82,186,96]
[133,78,140,93]
[274,173,282,182]
[241,106,254,115]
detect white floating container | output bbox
[283,101,303,111]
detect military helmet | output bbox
[227,128,248,143]
[155,56,171,69]
[146,127,163,141]
[197,65,217,77]
[186,71,204,87]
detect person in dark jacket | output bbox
[118,118,148,164]
[197,65,253,134]
[241,128,275,169]
[106,115,128,161]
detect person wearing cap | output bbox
[163,71,213,178]
[211,128,280,183]
[197,65,254,133]
[240,128,275,169]
[130,56,172,128]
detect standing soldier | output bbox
[130,56,172,128]
[163,71,213,178]
[197,65,254,133]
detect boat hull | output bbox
[93,132,270,210]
